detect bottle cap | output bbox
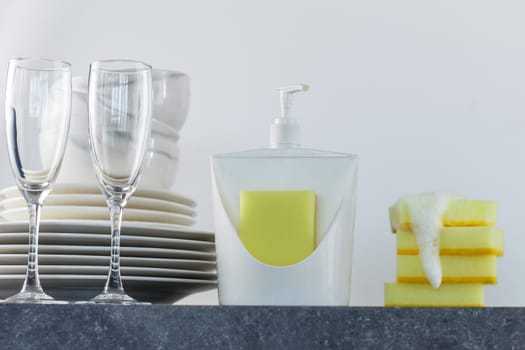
[270,84,308,148]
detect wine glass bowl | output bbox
[3,57,72,303]
[89,61,152,194]
[57,70,187,190]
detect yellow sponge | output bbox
[239,190,316,266]
[397,255,497,284]
[397,227,504,256]
[390,199,498,233]
[385,282,484,307]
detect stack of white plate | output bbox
[0,184,216,304]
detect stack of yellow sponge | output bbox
[385,198,504,307]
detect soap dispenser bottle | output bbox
[211,85,358,305]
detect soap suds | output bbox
[396,192,462,288]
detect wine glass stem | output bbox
[104,202,125,293]
[21,202,44,293]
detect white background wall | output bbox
[0,0,523,306]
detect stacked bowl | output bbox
[0,70,217,303]
[61,70,190,189]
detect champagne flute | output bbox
[87,59,152,304]
[4,57,71,303]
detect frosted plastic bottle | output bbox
[211,85,358,305]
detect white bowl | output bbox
[141,150,179,190]
[71,70,189,133]
[149,130,179,159]
[60,149,178,191]
[56,136,179,191]
[61,70,188,191]
[151,69,190,131]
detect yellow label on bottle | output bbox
[239,190,316,266]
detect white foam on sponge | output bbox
[394,191,462,288]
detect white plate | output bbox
[0,254,216,270]
[0,194,195,216]
[0,265,216,279]
[0,245,216,260]
[0,184,196,207]
[0,232,214,252]
[0,220,214,242]
[0,274,216,304]
[0,206,195,226]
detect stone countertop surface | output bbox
[0,305,523,349]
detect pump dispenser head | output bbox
[271,84,309,148]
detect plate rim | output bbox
[0,184,196,207]
[0,264,217,278]
[0,206,195,226]
[0,194,196,216]
[0,273,217,285]
[0,220,214,241]
[0,244,216,259]
[0,254,216,270]
[0,232,215,251]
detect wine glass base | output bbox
[76,292,150,305]
[2,291,68,304]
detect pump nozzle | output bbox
[271,84,308,148]
[278,84,309,119]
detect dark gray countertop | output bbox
[0,305,523,349]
